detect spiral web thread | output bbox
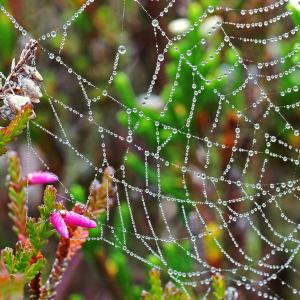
[2,0,300,299]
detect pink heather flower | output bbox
[27,171,58,185]
[50,211,69,239]
[60,210,97,228]
[50,210,96,239]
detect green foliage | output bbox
[211,274,226,300]
[27,186,56,253]
[147,241,193,276]
[114,72,137,108]
[1,244,45,282]
[6,152,56,254]
[68,294,84,300]
[70,183,87,204]
[39,185,56,219]
[113,0,243,203]
[147,268,163,299]
[0,105,33,155]
[141,268,191,300]
[3,151,53,297]
[84,202,142,300]
[0,10,16,67]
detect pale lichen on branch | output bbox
[0,39,43,120]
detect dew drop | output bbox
[207,6,214,13]
[118,45,126,55]
[158,54,164,61]
[152,19,159,27]
[126,136,133,143]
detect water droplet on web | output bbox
[152,19,159,27]
[158,54,164,61]
[126,136,133,143]
[51,30,57,38]
[207,6,214,13]
[102,89,108,96]
[186,50,192,56]
[118,45,126,55]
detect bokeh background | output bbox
[1,0,300,299]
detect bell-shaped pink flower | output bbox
[50,210,96,239]
[50,211,69,239]
[60,210,96,228]
[27,171,58,185]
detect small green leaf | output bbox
[0,105,33,155]
[39,185,56,219]
[212,274,226,300]
[27,217,54,253]
[70,184,86,204]
[1,247,15,274]
[24,258,45,282]
[114,72,137,108]
[14,243,32,273]
[149,268,163,299]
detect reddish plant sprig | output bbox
[41,167,115,299]
[7,151,27,242]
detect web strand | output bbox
[2,0,300,299]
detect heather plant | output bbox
[0,30,229,300]
[0,40,116,293]
[1,0,300,299]
[0,150,115,299]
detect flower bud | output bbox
[27,171,58,185]
[61,210,96,228]
[50,211,69,239]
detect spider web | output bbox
[1,0,300,299]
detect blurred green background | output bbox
[1,0,300,299]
